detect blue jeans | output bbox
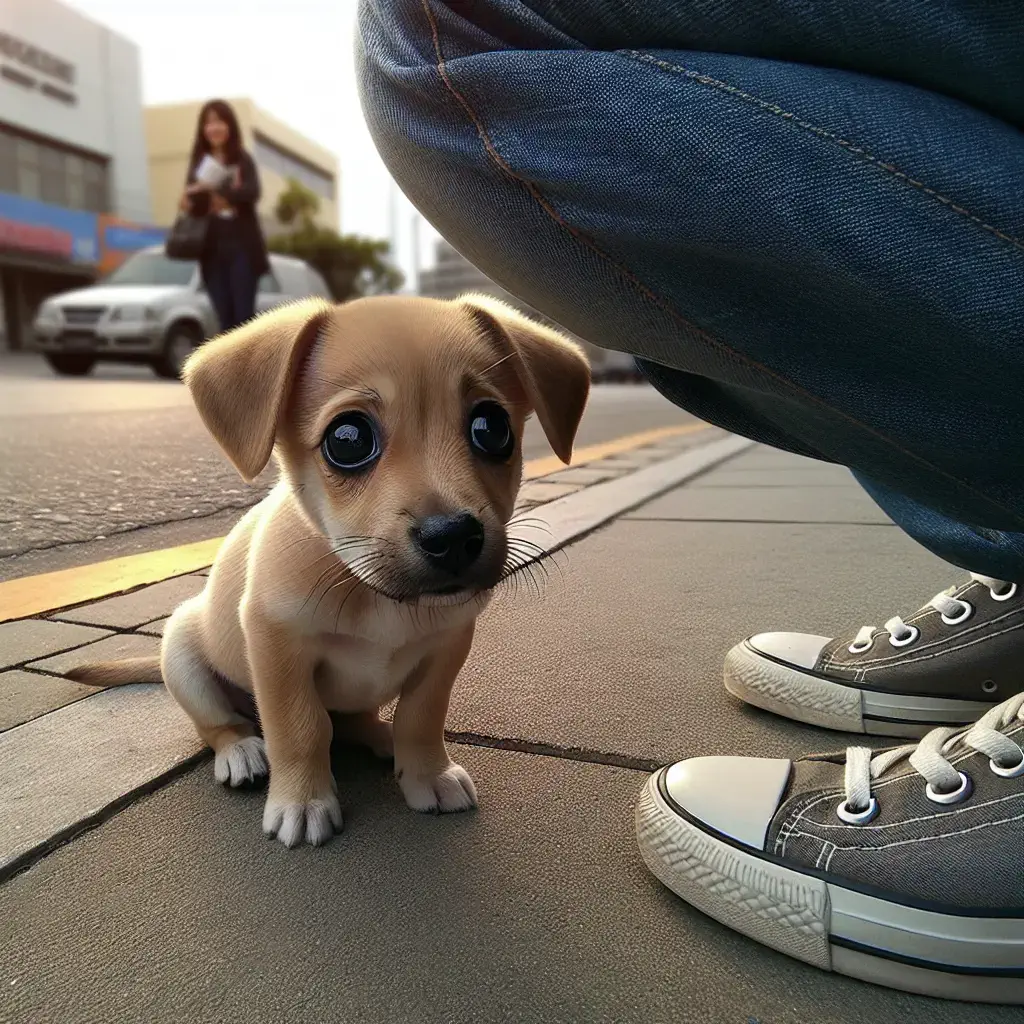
[357,0,1024,582]
[203,241,258,334]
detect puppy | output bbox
[67,293,590,847]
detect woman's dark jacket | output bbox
[186,151,270,278]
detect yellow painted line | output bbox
[0,538,224,625]
[524,422,705,480]
[0,422,707,623]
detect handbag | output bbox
[165,212,208,261]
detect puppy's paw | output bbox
[399,763,478,814]
[262,793,343,848]
[214,736,268,788]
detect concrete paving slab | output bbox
[0,619,111,670]
[625,484,891,524]
[452,519,954,766]
[0,745,1009,1024]
[517,480,582,506]
[690,467,857,488]
[539,466,621,486]
[28,632,160,676]
[592,451,661,470]
[0,684,203,879]
[511,437,750,561]
[50,574,206,629]
[135,618,168,637]
[724,448,834,470]
[0,670,98,732]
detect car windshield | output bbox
[103,252,195,287]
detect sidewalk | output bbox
[1,434,1010,1024]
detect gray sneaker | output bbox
[636,693,1024,1004]
[724,574,1021,736]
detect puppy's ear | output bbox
[461,293,591,464]
[183,298,333,481]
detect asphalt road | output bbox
[0,355,690,581]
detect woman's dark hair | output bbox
[188,99,243,171]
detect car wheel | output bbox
[46,354,96,377]
[153,325,200,379]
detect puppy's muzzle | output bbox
[410,511,485,578]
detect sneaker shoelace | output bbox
[850,573,1015,648]
[843,691,1024,815]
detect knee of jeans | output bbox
[357,0,575,161]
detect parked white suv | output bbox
[30,247,331,378]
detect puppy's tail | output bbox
[65,657,163,687]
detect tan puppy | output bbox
[68,294,590,847]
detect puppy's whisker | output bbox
[507,513,552,531]
[307,549,390,620]
[300,539,391,611]
[507,514,552,529]
[498,541,563,594]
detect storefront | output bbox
[0,0,158,349]
[0,192,95,350]
[0,193,164,350]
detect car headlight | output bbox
[34,302,63,326]
[111,304,158,323]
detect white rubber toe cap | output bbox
[663,756,793,852]
[746,631,832,670]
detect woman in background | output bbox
[180,99,269,333]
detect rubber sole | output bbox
[635,771,1024,1004]
[723,640,995,738]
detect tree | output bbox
[267,178,403,302]
[274,178,321,232]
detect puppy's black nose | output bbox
[411,511,485,576]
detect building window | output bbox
[0,131,16,192]
[65,153,85,209]
[82,160,107,212]
[40,146,65,205]
[15,137,40,199]
[252,132,335,202]
[0,123,108,212]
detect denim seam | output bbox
[419,0,1024,529]
[625,49,1024,255]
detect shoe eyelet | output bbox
[982,679,999,695]
[888,625,920,648]
[989,754,1024,779]
[940,600,973,626]
[925,771,972,805]
[836,796,879,825]
[990,582,1018,603]
[847,638,873,654]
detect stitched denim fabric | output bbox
[357,0,1024,580]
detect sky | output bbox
[65,0,436,281]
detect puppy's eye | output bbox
[468,401,514,460]
[321,412,381,472]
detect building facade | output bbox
[145,99,340,236]
[418,238,637,379]
[0,0,158,349]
